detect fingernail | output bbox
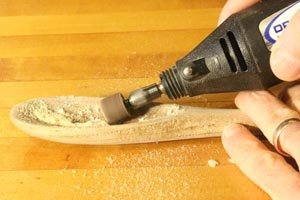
[223,124,238,138]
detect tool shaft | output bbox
[127,83,164,109]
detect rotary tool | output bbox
[100,0,300,124]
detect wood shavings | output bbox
[15,96,184,127]
[208,159,219,167]
[17,97,107,127]
[134,104,183,122]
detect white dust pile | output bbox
[15,97,183,127]
[133,104,183,122]
[16,97,107,127]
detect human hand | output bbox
[219,1,300,199]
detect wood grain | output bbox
[0,0,272,199]
[0,9,220,36]
[0,0,225,16]
[0,30,210,81]
[0,137,270,200]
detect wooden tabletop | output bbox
[0,0,270,199]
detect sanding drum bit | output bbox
[100,83,165,124]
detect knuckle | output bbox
[249,90,273,102]
[256,151,281,168]
[275,108,296,118]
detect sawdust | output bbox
[207,159,219,167]
[16,97,107,127]
[57,140,224,199]
[132,104,182,122]
[15,96,184,127]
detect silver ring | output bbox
[273,118,300,157]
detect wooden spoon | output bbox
[10,96,256,145]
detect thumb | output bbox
[270,11,300,81]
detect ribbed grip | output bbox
[160,67,186,99]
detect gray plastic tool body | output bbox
[160,0,299,99]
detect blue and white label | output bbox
[259,1,300,49]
